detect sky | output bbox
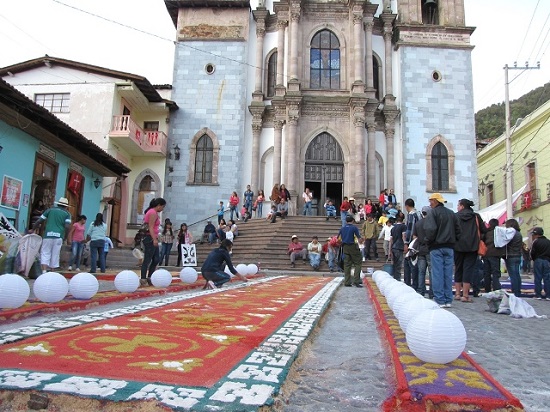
[0,0,548,112]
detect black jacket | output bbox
[531,236,550,261]
[423,204,461,250]
[505,231,523,258]
[412,218,429,256]
[454,209,485,253]
[482,228,505,257]
[201,247,237,274]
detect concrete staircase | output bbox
[80,216,388,274]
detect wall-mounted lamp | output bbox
[93,177,102,189]
[167,181,173,188]
[168,166,174,173]
[173,144,180,161]
[478,179,486,195]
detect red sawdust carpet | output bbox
[0,276,330,387]
[365,278,524,412]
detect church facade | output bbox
[163,0,477,223]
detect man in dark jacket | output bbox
[530,227,550,300]
[424,193,461,307]
[201,240,248,288]
[412,206,431,297]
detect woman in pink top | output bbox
[140,197,167,285]
[68,215,87,271]
[229,191,240,221]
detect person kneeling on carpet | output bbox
[201,239,248,289]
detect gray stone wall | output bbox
[400,46,476,207]
[164,41,249,225]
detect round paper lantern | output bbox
[180,267,198,284]
[33,272,69,303]
[246,264,258,275]
[377,277,397,295]
[114,270,140,293]
[398,299,440,332]
[385,283,415,306]
[373,270,390,284]
[151,269,172,288]
[406,309,467,364]
[69,272,99,300]
[236,264,247,275]
[391,292,424,318]
[0,274,30,308]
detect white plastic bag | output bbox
[508,294,547,319]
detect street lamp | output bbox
[478,180,486,196]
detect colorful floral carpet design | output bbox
[365,278,524,412]
[0,276,341,411]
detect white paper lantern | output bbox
[69,272,99,300]
[151,269,172,288]
[406,309,467,364]
[377,277,397,295]
[114,270,140,293]
[0,274,30,308]
[374,272,392,288]
[385,283,416,307]
[236,264,247,275]
[33,272,69,303]
[391,292,424,318]
[246,264,258,275]
[180,267,198,284]
[398,299,440,332]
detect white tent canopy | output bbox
[478,184,528,223]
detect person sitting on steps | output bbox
[288,235,307,268]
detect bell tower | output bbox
[393,0,477,206]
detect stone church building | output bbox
[163,0,477,222]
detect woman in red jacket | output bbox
[229,191,240,221]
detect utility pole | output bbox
[503,62,540,219]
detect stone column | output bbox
[385,127,395,191]
[251,121,262,191]
[382,14,394,96]
[353,9,364,83]
[273,120,284,185]
[364,18,374,90]
[289,4,300,80]
[276,19,287,86]
[353,107,366,197]
[367,121,376,197]
[286,104,300,191]
[254,17,266,93]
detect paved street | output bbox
[2,273,550,411]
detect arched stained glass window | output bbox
[194,135,213,183]
[310,30,340,90]
[432,142,449,191]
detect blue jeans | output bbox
[70,241,84,268]
[245,200,253,215]
[391,249,404,281]
[303,201,312,216]
[141,235,159,279]
[90,239,106,273]
[159,242,173,266]
[340,211,348,227]
[309,253,321,269]
[327,248,336,271]
[483,256,502,292]
[505,256,522,297]
[203,270,232,287]
[256,202,263,218]
[229,205,239,220]
[533,258,550,299]
[416,255,428,295]
[404,256,418,289]
[430,247,454,305]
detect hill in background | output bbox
[475,82,550,142]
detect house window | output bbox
[35,93,70,113]
[194,135,213,183]
[310,30,340,90]
[487,183,494,207]
[144,121,159,131]
[266,52,277,98]
[431,142,449,191]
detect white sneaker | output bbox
[207,280,217,289]
[75,268,81,272]
[362,257,366,262]
[68,266,73,271]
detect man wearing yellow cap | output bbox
[424,193,461,308]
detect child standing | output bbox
[379,218,394,260]
[103,236,114,268]
[217,201,225,224]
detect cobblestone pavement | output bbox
[4,274,550,411]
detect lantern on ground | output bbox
[398,298,440,332]
[246,264,258,275]
[180,267,198,284]
[0,274,30,308]
[391,292,424,318]
[236,264,247,275]
[33,272,69,303]
[151,269,172,288]
[114,270,140,293]
[69,272,99,300]
[406,308,467,364]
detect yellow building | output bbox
[477,99,550,231]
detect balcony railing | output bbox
[110,115,167,156]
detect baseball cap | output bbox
[532,227,544,236]
[428,193,447,203]
[291,235,298,239]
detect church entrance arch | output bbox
[304,132,344,216]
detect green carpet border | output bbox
[0,276,342,411]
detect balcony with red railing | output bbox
[109,115,167,157]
